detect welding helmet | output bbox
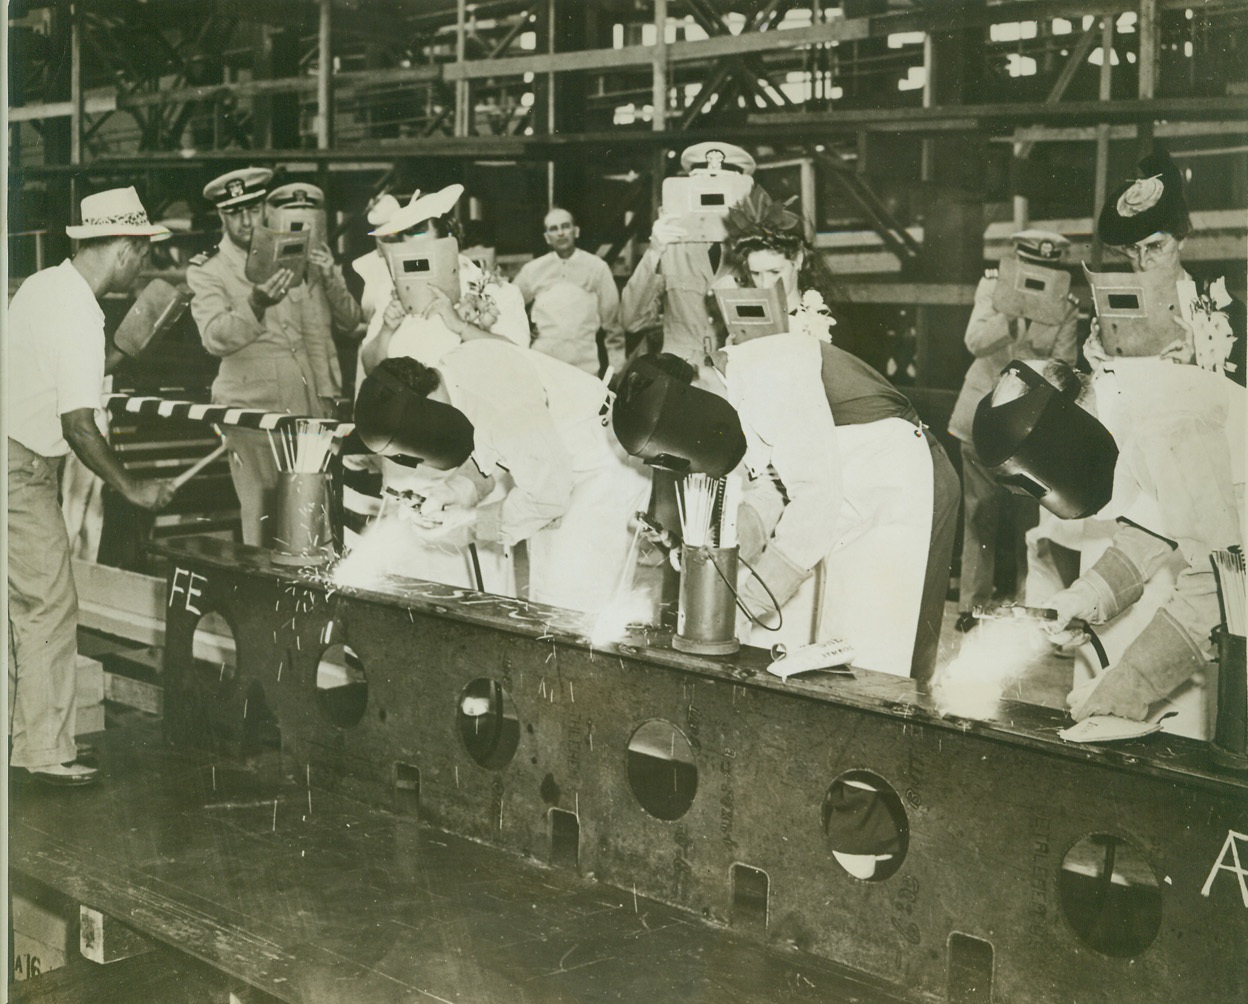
[972,361,1117,520]
[611,356,746,477]
[354,364,474,471]
[822,778,907,881]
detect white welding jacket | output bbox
[1084,359,1245,656]
[439,341,647,613]
[715,333,933,675]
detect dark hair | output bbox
[375,355,441,397]
[731,232,848,310]
[396,212,463,244]
[645,352,696,385]
[1040,359,1092,406]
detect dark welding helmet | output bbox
[354,366,474,471]
[612,357,746,477]
[972,361,1117,520]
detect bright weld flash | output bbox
[932,619,1051,720]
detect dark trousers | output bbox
[911,431,960,684]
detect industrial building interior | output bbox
[5,1,1248,1002]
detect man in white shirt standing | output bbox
[7,187,178,786]
[514,207,625,377]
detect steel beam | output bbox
[154,537,1248,1004]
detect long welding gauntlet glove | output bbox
[738,546,807,629]
[1068,609,1208,722]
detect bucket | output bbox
[1210,625,1247,771]
[272,472,335,567]
[673,545,740,656]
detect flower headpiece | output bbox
[724,187,803,258]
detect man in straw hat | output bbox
[187,167,334,546]
[7,186,179,786]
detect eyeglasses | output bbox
[1111,234,1175,260]
[544,223,574,234]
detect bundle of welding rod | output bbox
[676,473,740,549]
[268,418,337,474]
[1212,547,1246,636]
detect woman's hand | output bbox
[1082,318,1110,371]
[380,294,407,333]
[420,286,466,334]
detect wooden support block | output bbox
[79,907,154,965]
[11,891,73,980]
[103,672,164,716]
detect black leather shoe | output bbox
[955,612,979,634]
[24,764,100,787]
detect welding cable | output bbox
[468,543,485,593]
[1071,619,1110,672]
[704,549,784,632]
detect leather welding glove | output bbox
[418,472,485,523]
[1068,609,1208,722]
[1043,578,1102,647]
[738,546,807,630]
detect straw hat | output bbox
[66,187,171,241]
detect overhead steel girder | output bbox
[13,95,1244,178]
[812,149,922,263]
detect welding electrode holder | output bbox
[972,604,1109,670]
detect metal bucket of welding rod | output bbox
[1209,625,1248,770]
[673,545,740,656]
[272,472,336,567]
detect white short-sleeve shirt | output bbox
[6,260,107,457]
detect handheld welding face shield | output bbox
[113,278,193,357]
[972,361,1117,520]
[268,204,327,249]
[611,358,747,477]
[661,172,755,244]
[245,225,310,287]
[381,234,461,314]
[354,366,475,471]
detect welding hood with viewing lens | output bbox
[972,361,1117,520]
[353,366,474,471]
[611,358,746,477]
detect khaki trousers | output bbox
[7,439,80,769]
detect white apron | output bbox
[816,417,934,677]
